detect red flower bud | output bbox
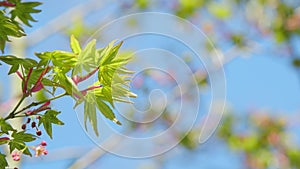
[41,141,47,146]
[31,122,36,128]
[21,124,26,130]
[43,149,48,155]
[36,130,42,136]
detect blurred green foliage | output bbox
[0,0,41,52]
[218,113,300,169]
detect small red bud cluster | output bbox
[21,116,43,136]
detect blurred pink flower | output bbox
[11,151,21,161]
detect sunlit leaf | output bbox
[96,99,121,125]
[72,39,97,76]
[84,95,99,136]
[70,35,81,54]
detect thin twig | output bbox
[4,92,67,120]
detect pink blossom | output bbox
[34,145,48,157]
[11,151,21,161]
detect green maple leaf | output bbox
[84,94,99,136]
[70,34,82,54]
[8,131,36,156]
[38,110,64,139]
[12,131,36,142]
[10,0,42,27]
[0,11,25,52]
[0,55,37,74]
[0,153,8,168]
[35,50,77,71]
[0,118,15,134]
[72,39,97,76]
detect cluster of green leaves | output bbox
[218,113,300,169]
[0,0,41,52]
[36,35,136,136]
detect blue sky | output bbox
[1,0,300,168]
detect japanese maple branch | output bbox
[4,92,68,120]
